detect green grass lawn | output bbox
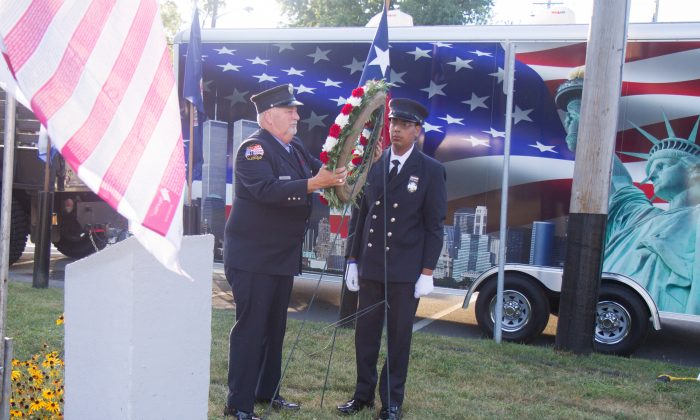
[6,282,700,419]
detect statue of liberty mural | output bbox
[555,69,700,315]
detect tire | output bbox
[593,283,650,357]
[475,273,551,343]
[53,218,106,259]
[8,197,29,265]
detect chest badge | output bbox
[407,175,419,193]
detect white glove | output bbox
[345,262,359,292]
[414,274,434,298]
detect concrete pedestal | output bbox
[64,235,214,419]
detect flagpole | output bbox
[32,135,52,288]
[188,102,194,206]
[0,92,17,370]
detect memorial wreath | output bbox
[318,79,389,209]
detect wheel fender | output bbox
[601,273,661,331]
[462,264,561,309]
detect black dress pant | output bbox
[353,278,419,407]
[226,268,294,412]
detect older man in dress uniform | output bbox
[223,84,346,419]
[337,98,447,420]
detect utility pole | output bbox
[555,0,630,354]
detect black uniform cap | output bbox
[388,98,429,124]
[250,83,303,114]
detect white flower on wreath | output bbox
[335,113,350,127]
[322,136,338,152]
[347,95,362,107]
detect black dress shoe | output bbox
[256,395,300,411]
[378,405,402,420]
[223,405,261,419]
[336,398,375,415]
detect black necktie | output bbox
[290,145,308,174]
[388,159,400,182]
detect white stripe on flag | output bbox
[617,94,700,130]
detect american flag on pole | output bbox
[0,0,187,274]
[358,3,391,151]
[358,4,390,86]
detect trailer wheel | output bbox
[475,273,551,343]
[593,283,649,356]
[7,197,29,265]
[53,218,106,259]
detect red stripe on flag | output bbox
[625,42,700,63]
[60,0,158,167]
[3,0,61,73]
[31,0,116,122]
[543,79,566,97]
[142,137,185,236]
[621,79,700,97]
[98,48,174,207]
[518,42,700,68]
[516,43,586,67]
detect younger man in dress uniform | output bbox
[337,98,447,420]
[224,84,346,419]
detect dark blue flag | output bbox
[183,7,205,115]
[358,5,390,86]
[183,6,205,179]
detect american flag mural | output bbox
[177,24,699,282]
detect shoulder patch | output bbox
[245,143,264,160]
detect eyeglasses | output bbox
[389,119,417,129]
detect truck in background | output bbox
[0,88,128,264]
[173,22,700,355]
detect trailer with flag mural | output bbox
[174,21,700,355]
[0,88,128,263]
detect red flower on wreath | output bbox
[351,156,362,165]
[320,151,329,164]
[341,104,353,115]
[329,124,341,138]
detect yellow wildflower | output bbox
[45,400,61,414]
[30,373,43,386]
[11,370,21,381]
[10,408,25,418]
[41,389,55,400]
[56,314,64,325]
[41,358,56,369]
[28,399,44,413]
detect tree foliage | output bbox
[201,0,227,28]
[159,0,182,44]
[277,0,493,27]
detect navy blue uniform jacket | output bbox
[350,148,447,283]
[224,129,321,276]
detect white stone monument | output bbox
[64,235,214,419]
